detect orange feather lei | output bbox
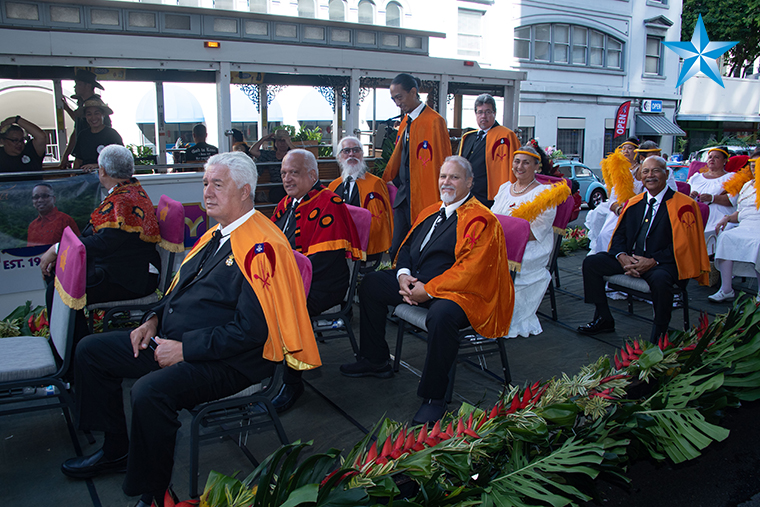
[722,164,760,209]
[511,182,571,223]
[600,150,635,204]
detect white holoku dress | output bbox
[687,171,737,255]
[492,182,557,338]
[714,181,760,277]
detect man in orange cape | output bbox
[61,152,318,507]
[329,135,393,257]
[579,156,709,343]
[271,149,363,412]
[383,73,451,258]
[342,155,514,425]
[458,93,520,206]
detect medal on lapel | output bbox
[226,254,234,266]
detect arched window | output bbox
[329,0,345,21]
[298,0,315,18]
[385,1,401,27]
[513,24,624,70]
[358,0,374,24]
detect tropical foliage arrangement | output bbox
[187,297,760,507]
[0,301,48,338]
[559,226,590,256]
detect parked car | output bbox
[553,160,607,209]
[691,145,757,163]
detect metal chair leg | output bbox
[394,319,406,372]
[497,337,512,385]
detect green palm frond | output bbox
[486,437,612,507]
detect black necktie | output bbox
[283,200,297,237]
[633,198,657,256]
[198,229,223,273]
[343,176,352,202]
[477,130,485,142]
[420,209,447,251]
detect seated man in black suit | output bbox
[578,155,709,342]
[60,152,319,507]
[340,155,514,425]
[269,149,362,412]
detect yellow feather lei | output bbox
[600,149,635,204]
[511,182,572,223]
[723,166,752,196]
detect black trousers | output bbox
[359,269,469,400]
[389,200,412,260]
[582,252,679,338]
[74,330,256,497]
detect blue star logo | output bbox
[663,14,737,88]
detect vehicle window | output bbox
[557,166,572,177]
[575,167,591,177]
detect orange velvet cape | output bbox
[383,106,452,223]
[617,192,710,285]
[168,212,321,370]
[397,198,515,338]
[458,124,521,199]
[90,178,161,243]
[272,187,364,260]
[328,172,393,255]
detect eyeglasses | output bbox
[340,147,362,155]
[4,137,25,144]
[475,109,495,116]
[32,194,52,200]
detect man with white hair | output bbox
[60,152,320,507]
[341,155,514,425]
[270,149,363,412]
[328,136,393,257]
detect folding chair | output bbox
[392,214,530,401]
[0,227,83,433]
[187,251,312,498]
[88,195,185,332]
[310,204,371,356]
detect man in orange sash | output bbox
[578,156,709,342]
[342,156,514,425]
[271,149,362,412]
[383,73,451,258]
[62,152,318,507]
[458,94,520,207]
[328,136,393,258]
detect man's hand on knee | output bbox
[153,338,184,368]
[630,255,656,275]
[130,316,158,358]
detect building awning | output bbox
[635,114,685,136]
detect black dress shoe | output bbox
[577,317,615,335]
[412,398,447,425]
[61,448,128,479]
[339,357,394,378]
[271,382,304,413]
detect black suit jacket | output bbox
[80,223,160,296]
[459,127,492,204]
[609,188,677,267]
[151,239,272,384]
[396,201,463,284]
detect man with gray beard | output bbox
[328,136,393,257]
[340,156,514,425]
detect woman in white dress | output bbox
[687,146,737,255]
[708,150,760,302]
[492,145,570,338]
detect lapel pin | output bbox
[226,255,234,266]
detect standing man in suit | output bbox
[457,94,520,207]
[60,152,319,507]
[328,136,393,259]
[270,149,363,412]
[578,156,709,342]
[341,156,514,425]
[383,73,451,258]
